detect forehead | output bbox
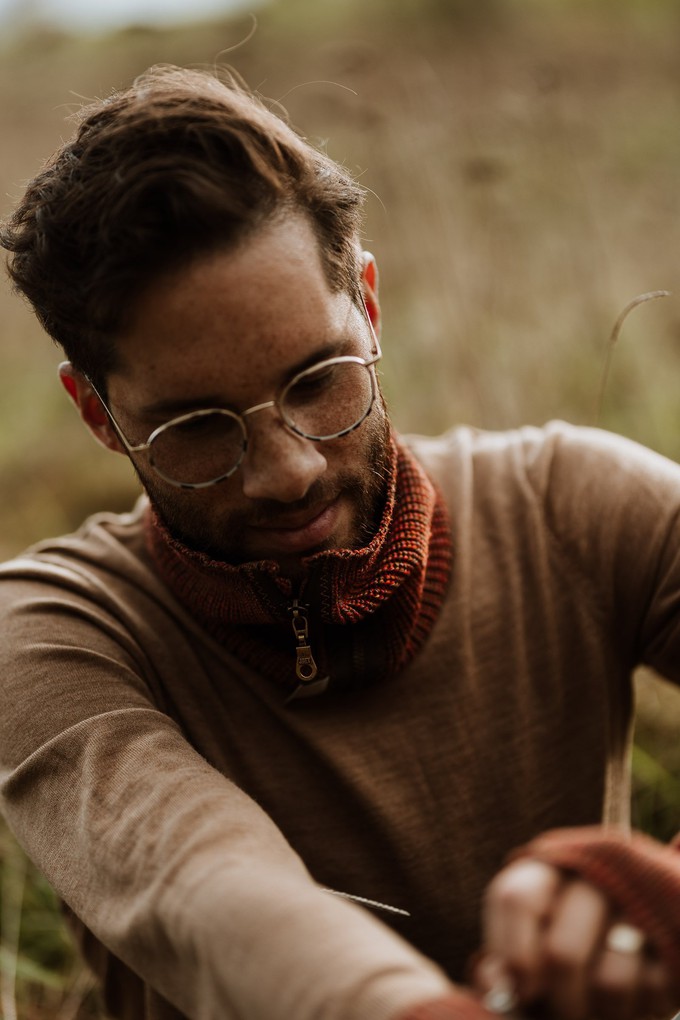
[107,214,357,410]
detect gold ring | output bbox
[605,922,645,955]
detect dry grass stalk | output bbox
[594,290,671,426]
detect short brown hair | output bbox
[0,65,366,389]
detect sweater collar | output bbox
[144,434,452,692]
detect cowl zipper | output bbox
[286,596,330,701]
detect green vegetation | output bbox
[2,0,680,1014]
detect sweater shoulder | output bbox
[403,420,680,508]
[0,496,164,605]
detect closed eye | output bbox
[288,363,338,401]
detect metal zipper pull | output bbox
[286,599,330,703]
[289,599,319,683]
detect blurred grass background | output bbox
[2,0,680,1014]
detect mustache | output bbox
[244,473,365,529]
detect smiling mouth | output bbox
[249,497,343,555]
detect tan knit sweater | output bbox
[1,422,680,1020]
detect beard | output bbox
[135,404,392,571]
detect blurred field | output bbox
[3,0,680,1014]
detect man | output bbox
[1,65,679,1020]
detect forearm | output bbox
[1,707,453,1020]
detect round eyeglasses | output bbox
[85,322,382,490]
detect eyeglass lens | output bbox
[281,359,373,440]
[148,359,375,486]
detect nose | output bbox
[240,412,328,503]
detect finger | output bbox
[542,879,610,1020]
[483,860,562,1000]
[589,931,644,1020]
[635,954,678,1020]
[473,953,520,1014]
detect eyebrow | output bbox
[136,338,349,419]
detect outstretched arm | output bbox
[0,564,497,1020]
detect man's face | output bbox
[102,215,390,577]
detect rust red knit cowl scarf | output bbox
[145,434,452,694]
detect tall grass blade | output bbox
[594,291,671,425]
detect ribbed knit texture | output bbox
[394,991,496,1020]
[515,826,680,995]
[145,433,452,690]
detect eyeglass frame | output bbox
[83,298,382,490]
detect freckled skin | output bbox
[91,215,389,577]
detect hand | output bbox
[472,858,677,1020]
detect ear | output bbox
[360,251,381,337]
[58,362,125,454]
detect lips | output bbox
[248,497,343,555]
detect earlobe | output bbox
[58,362,125,454]
[361,251,381,335]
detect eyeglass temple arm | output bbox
[361,296,382,364]
[82,373,149,454]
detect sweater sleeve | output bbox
[519,429,680,990]
[394,992,500,1020]
[524,422,680,680]
[512,826,680,997]
[0,569,453,1020]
